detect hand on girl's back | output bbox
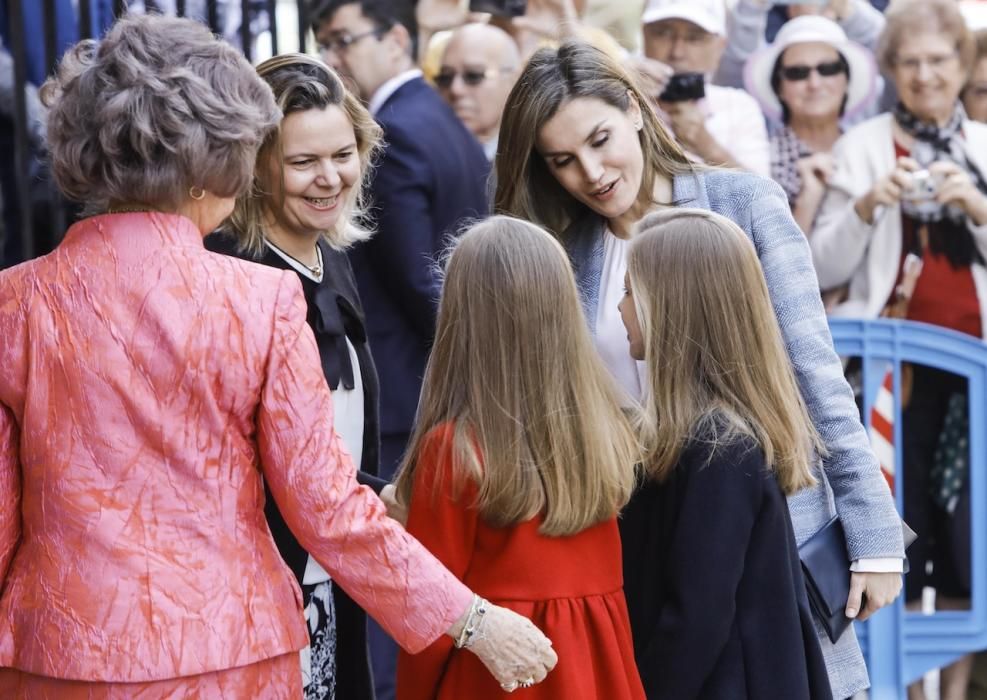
[380,484,409,527]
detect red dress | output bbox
[396,424,646,700]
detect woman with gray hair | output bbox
[0,14,556,697]
[205,53,387,700]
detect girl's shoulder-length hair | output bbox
[226,53,383,257]
[393,215,641,536]
[627,207,824,495]
[493,39,694,239]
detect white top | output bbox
[369,68,423,116]
[302,337,364,584]
[482,135,498,162]
[264,242,366,586]
[669,84,771,177]
[594,230,647,402]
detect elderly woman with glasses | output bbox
[746,15,878,239]
[0,14,557,697]
[812,3,987,695]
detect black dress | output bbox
[619,434,831,700]
[205,231,382,700]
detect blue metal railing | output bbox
[829,318,987,698]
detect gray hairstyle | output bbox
[41,14,281,211]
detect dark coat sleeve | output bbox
[364,122,441,341]
[356,470,387,494]
[640,441,766,699]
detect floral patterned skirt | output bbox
[300,579,337,700]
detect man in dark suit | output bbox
[311,2,490,698]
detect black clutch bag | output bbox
[799,517,917,644]
[799,516,852,644]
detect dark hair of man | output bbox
[310,0,418,57]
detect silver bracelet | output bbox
[454,595,488,649]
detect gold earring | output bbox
[189,186,206,201]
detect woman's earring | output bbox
[189,186,206,201]
[634,120,643,131]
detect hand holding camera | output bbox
[626,55,674,101]
[658,72,706,104]
[927,161,987,226]
[854,156,920,224]
[856,156,987,225]
[655,73,718,159]
[899,167,946,221]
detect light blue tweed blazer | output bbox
[565,169,905,699]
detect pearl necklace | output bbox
[266,239,322,278]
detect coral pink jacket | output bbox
[0,213,471,683]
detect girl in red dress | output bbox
[393,216,646,700]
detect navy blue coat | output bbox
[349,77,489,438]
[619,434,832,699]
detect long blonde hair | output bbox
[493,40,693,238]
[394,216,640,536]
[227,54,382,256]
[627,209,822,494]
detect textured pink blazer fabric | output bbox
[0,212,471,684]
[0,650,302,697]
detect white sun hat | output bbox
[960,0,987,30]
[743,15,878,124]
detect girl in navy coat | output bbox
[617,208,832,699]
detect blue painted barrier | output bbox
[829,318,987,698]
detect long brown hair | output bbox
[493,40,693,238]
[627,208,822,494]
[394,216,640,535]
[227,54,383,256]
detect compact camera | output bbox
[658,72,706,103]
[900,169,944,221]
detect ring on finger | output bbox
[518,677,536,688]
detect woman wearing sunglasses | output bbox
[745,15,878,239]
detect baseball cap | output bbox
[641,0,726,36]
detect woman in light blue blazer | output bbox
[493,40,905,700]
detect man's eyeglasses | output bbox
[318,28,382,55]
[644,25,713,46]
[433,67,514,89]
[780,60,847,82]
